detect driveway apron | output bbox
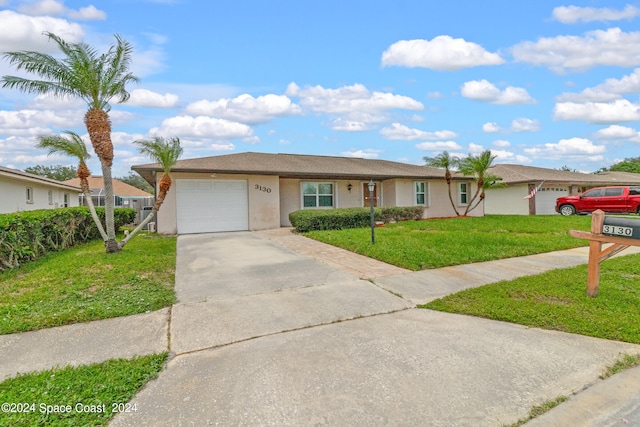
[111,232,640,426]
[169,232,411,354]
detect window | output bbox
[63,193,69,208]
[26,187,34,204]
[48,190,53,205]
[582,188,603,198]
[604,188,624,197]
[302,182,334,208]
[415,181,428,206]
[458,183,468,205]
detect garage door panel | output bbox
[176,179,248,234]
[536,187,568,215]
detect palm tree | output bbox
[424,151,461,216]
[37,131,108,241]
[118,136,183,249]
[2,32,138,253]
[458,149,500,215]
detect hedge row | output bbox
[0,207,135,270]
[289,206,425,232]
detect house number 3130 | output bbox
[254,184,272,193]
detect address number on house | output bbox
[602,224,633,237]
[254,184,272,193]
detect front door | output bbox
[363,182,379,207]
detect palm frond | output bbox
[134,136,183,173]
[37,131,90,163]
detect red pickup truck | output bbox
[556,186,640,216]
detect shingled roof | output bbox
[488,164,640,185]
[63,176,153,197]
[0,165,81,191]
[132,152,451,184]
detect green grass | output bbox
[601,354,640,379]
[0,353,167,427]
[304,215,592,270]
[505,395,569,427]
[422,253,640,344]
[0,233,177,335]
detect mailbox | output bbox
[602,216,640,239]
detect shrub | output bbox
[289,206,424,232]
[0,207,135,270]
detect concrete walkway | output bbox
[1,229,639,426]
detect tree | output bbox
[118,137,182,249]
[37,131,107,241]
[25,164,77,181]
[424,151,461,216]
[2,32,138,253]
[458,150,502,215]
[608,157,640,174]
[117,172,154,194]
[558,165,578,173]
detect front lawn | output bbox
[0,233,176,335]
[304,215,592,270]
[0,353,167,427]
[423,253,640,344]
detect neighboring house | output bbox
[63,176,154,222]
[0,165,81,214]
[132,152,480,234]
[485,164,640,215]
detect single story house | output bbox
[64,176,154,223]
[132,152,480,234]
[0,165,81,214]
[485,164,640,215]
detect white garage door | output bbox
[535,187,569,215]
[176,179,248,234]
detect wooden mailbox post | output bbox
[569,210,640,297]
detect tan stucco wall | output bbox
[161,174,483,232]
[0,176,79,214]
[484,184,530,215]
[156,172,280,234]
[425,180,483,217]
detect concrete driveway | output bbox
[112,231,640,426]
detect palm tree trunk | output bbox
[101,163,120,252]
[118,173,170,249]
[445,172,460,216]
[80,182,108,241]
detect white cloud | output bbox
[594,125,640,142]
[380,123,457,140]
[286,82,423,114]
[0,10,84,52]
[67,5,106,20]
[556,68,640,102]
[552,5,640,24]
[17,1,106,21]
[341,149,382,159]
[468,143,485,155]
[150,115,255,140]
[511,118,540,132]
[490,149,527,163]
[461,80,535,105]
[493,140,511,148]
[331,119,370,132]
[128,89,179,108]
[415,141,462,151]
[0,109,82,134]
[524,137,606,161]
[553,99,640,123]
[18,0,66,16]
[185,93,301,124]
[381,36,504,71]
[512,28,640,73]
[482,122,501,133]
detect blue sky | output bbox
[1,0,640,178]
